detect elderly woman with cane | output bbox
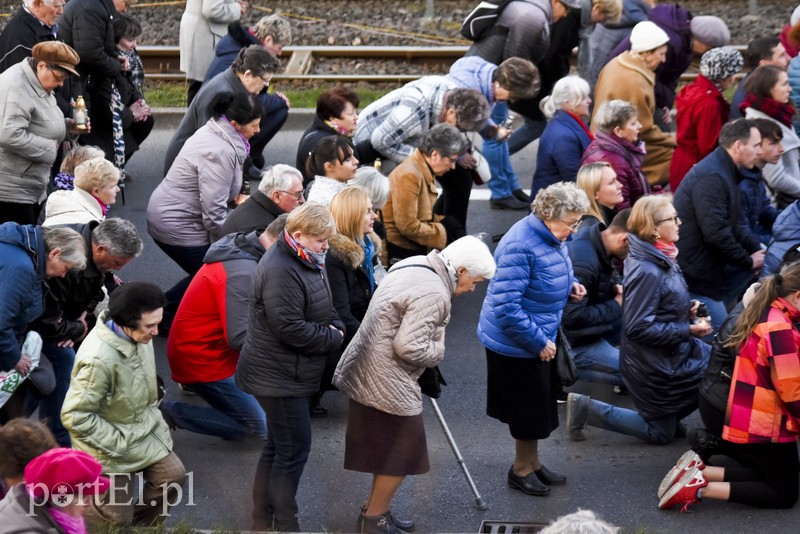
[334,236,495,534]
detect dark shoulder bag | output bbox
[555,326,577,387]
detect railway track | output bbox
[138,44,748,84]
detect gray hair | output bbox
[541,76,591,119]
[73,158,119,193]
[540,510,619,534]
[532,181,590,221]
[232,45,281,76]
[23,0,54,8]
[419,123,468,158]
[92,218,144,259]
[258,164,303,196]
[444,88,491,132]
[253,15,292,46]
[593,99,638,134]
[352,167,390,209]
[42,226,86,270]
[440,236,496,279]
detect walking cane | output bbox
[428,397,488,510]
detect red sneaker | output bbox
[658,467,708,512]
[657,450,706,499]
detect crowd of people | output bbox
[2,0,800,532]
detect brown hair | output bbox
[744,65,785,99]
[316,87,360,121]
[0,419,57,480]
[493,58,541,101]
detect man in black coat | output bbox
[563,209,630,387]
[30,218,143,446]
[221,164,305,236]
[674,119,765,332]
[0,0,63,72]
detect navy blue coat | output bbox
[0,223,47,371]
[674,146,761,300]
[621,234,710,420]
[531,110,592,198]
[739,165,780,246]
[563,225,622,346]
[763,200,800,277]
[204,22,260,83]
[478,214,574,358]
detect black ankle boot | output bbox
[358,511,407,534]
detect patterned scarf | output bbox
[654,239,679,263]
[54,172,75,191]
[284,230,326,270]
[740,93,796,127]
[324,119,354,137]
[109,84,126,170]
[118,48,145,92]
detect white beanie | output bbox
[630,21,670,53]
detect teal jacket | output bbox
[62,309,172,474]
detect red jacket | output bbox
[723,297,800,444]
[670,75,729,191]
[167,232,265,384]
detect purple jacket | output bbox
[608,4,693,110]
[582,131,649,209]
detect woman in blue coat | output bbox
[567,195,712,445]
[478,182,589,498]
[531,76,594,199]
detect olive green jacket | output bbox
[61,310,173,474]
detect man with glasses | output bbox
[674,119,767,332]
[0,0,66,73]
[221,164,305,236]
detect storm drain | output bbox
[479,520,549,533]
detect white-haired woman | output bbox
[352,166,390,241]
[43,158,121,226]
[478,182,589,498]
[334,235,495,534]
[531,76,593,199]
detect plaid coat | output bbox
[723,297,800,444]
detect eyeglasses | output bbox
[46,65,68,82]
[279,190,304,200]
[259,74,271,87]
[657,215,681,225]
[560,219,582,232]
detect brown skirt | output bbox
[344,399,430,476]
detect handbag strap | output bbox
[389,264,436,274]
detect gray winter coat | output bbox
[0,60,66,203]
[147,117,246,246]
[0,484,66,533]
[333,251,455,416]
[466,0,552,66]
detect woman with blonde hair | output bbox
[43,158,121,226]
[54,145,107,191]
[311,186,382,417]
[568,195,711,445]
[576,161,623,230]
[659,261,800,511]
[531,76,594,198]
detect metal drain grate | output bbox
[479,520,549,533]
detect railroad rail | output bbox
[138,44,748,84]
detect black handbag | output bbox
[555,327,577,387]
[418,366,447,399]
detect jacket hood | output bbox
[676,74,723,109]
[627,233,672,271]
[214,22,259,59]
[328,231,381,270]
[773,201,800,241]
[204,231,265,264]
[647,4,691,34]
[0,222,46,279]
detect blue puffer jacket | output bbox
[790,56,800,129]
[621,234,710,420]
[739,165,780,247]
[763,200,800,278]
[531,110,592,198]
[0,223,46,371]
[478,214,573,358]
[204,21,260,82]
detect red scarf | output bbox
[654,239,678,263]
[739,93,796,128]
[566,111,594,141]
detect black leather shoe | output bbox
[389,511,415,532]
[507,467,550,496]
[512,189,531,202]
[358,511,406,534]
[535,465,566,486]
[490,196,530,210]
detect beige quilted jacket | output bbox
[333,251,455,416]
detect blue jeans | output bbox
[484,102,521,200]
[38,341,75,446]
[252,395,312,532]
[587,399,697,445]
[507,117,546,155]
[160,377,266,441]
[572,338,621,386]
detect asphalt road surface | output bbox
[107,111,799,533]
